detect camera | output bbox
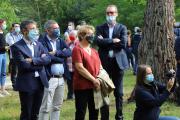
[165,69,176,92]
[165,69,176,79]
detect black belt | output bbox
[51,75,63,78]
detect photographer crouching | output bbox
[133,65,180,120]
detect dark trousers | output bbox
[9,59,18,89]
[67,72,74,99]
[103,57,124,120]
[133,52,138,75]
[176,77,180,105]
[19,89,44,120]
[74,89,99,120]
[100,104,109,120]
[126,47,134,68]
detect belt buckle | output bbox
[52,74,62,78]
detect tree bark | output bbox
[139,0,176,82]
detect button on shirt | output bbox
[47,35,64,75]
[24,38,39,77]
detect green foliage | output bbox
[85,0,146,30]
[0,0,20,30]
[175,0,180,20]
[1,0,179,32]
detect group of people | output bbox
[0,4,180,120]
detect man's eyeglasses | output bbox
[106,11,116,15]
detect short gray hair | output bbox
[44,20,57,29]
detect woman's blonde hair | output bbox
[77,25,95,41]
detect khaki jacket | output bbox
[94,68,115,109]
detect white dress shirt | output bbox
[47,35,64,75]
[24,38,39,77]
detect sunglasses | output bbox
[106,11,116,14]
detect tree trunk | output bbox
[139,0,176,82]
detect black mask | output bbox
[86,35,94,43]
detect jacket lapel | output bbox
[44,36,53,52]
[112,23,119,38]
[56,39,60,50]
[33,42,39,57]
[17,40,32,57]
[104,23,109,38]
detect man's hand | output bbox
[49,51,56,55]
[98,35,103,39]
[25,58,32,63]
[5,46,10,50]
[113,38,121,43]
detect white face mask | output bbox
[1,24,7,30]
[106,15,116,24]
[68,25,73,31]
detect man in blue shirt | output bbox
[38,20,71,120]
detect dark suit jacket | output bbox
[11,39,51,92]
[38,35,72,79]
[95,23,129,70]
[175,36,180,78]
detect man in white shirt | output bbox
[5,23,22,89]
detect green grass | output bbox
[0,70,180,120]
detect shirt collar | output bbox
[23,37,36,45]
[47,34,58,42]
[108,22,116,28]
[11,31,21,36]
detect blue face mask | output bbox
[28,29,39,42]
[52,28,60,38]
[106,15,116,24]
[15,27,20,33]
[145,74,154,83]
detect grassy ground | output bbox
[0,70,180,120]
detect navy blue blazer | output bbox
[11,39,51,92]
[38,35,71,79]
[95,23,129,70]
[134,82,170,120]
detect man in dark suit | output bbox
[95,5,128,120]
[38,20,71,120]
[11,20,51,120]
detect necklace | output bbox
[79,43,91,55]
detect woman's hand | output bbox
[166,78,175,92]
[93,79,100,90]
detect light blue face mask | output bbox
[15,27,20,33]
[2,24,7,30]
[145,74,154,83]
[28,29,39,42]
[106,15,116,24]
